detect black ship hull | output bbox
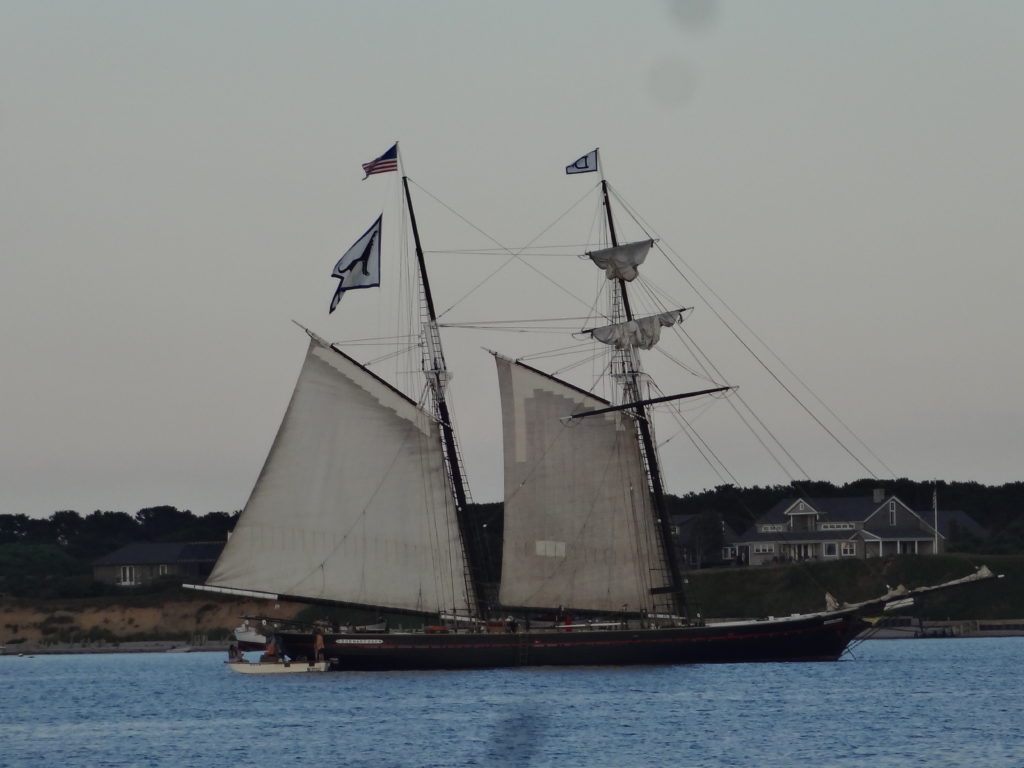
[276,611,867,671]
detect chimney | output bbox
[873,488,886,504]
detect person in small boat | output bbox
[259,640,280,663]
[227,643,243,662]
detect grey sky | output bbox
[2,1,1021,518]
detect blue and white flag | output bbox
[566,149,599,174]
[329,215,382,313]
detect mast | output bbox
[401,173,487,620]
[599,177,688,621]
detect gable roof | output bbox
[935,509,989,540]
[743,495,987,543]
[92,541,224,566]
[757,496,885,525]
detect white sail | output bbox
[587,239,653,281]
[206,334,472,615]
[494,355,670,613]
[589,310,682,350]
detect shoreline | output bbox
[4,621,1023,656]
[856,618,1024,639]
[1,639,231,655]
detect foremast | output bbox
[400,171,487,622]
[598,176,689,623]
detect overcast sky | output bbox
[3,1,1022,519]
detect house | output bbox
[735,490,985,566]
[670,512,742,568]
[92,541,224,587]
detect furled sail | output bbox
[587,239,653,281]
[494,355,670,613]
[588,310,682,350]
[206,333,473,616]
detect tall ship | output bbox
[187,145,995,671]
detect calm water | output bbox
[1,638,1022,767]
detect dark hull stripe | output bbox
[275,614,866,671]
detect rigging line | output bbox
[609,184,888,479]
[550,350,613,384]
[516,341,597,362]
[414,411,448,613]
[524,351,616,399]
[621,442,659,607]
[664,405,739,487]
[671,327,737,404]
[733,389,808,481]
[447,326,582,335]
[416,414,465,618]
[406,178,599,318]
[425,249,591,258]
[426,243,602,253]
[609,272,678,321]
[328,334,420,344]
[644,378,738,485]
[668,325,807,478]
[677,261,880,478]
[454,325,585,332]
[363,342,422,369]
[652,342,720,384]
[440,315,599,326]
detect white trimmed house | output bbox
[736,490,985,567]
[92,541,224,587]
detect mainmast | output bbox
[599,177,688,621]
[401,173,487,620]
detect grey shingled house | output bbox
[735,490,986,566]
[92,541,224,587]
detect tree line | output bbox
[1,479,1020,600]
[0,507,238,599]
[0,506,238,563]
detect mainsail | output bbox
[494,355,670,613]
[206,332,473,616]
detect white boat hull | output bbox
[226,660,329,674]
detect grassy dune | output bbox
[687,554,1023,620]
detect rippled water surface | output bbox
[2,638,1022,767]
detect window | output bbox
[761,524,785,533]
[158,564,168,576]
[841,542,856,556]
[119,565,136,585]
[819,522,855,531]
[535,540,566,557]
[798,502,805,511]
[889,501,896,526]
[753,544,775,554]
[825,543,837,556]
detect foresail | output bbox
[587,239,653,282]
[589,310,682,350]
[494,355,670,613]
[206,335,472,616]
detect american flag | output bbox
[362,143,399,178]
